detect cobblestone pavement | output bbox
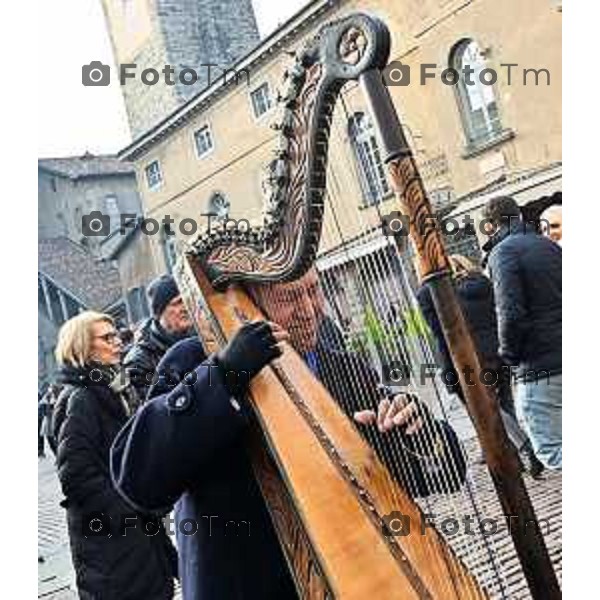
[38,456,76,600]
[38,401,561,598]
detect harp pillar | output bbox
[359,67,561,600]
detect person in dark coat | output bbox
[39,383,60,456]
[251,268,467,497]
[53,311,177,600]
[482,196,562,469]
[417,254,544,477]
[111,322,298,600]
[124,274,194,403]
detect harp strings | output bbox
[248,178,465,597]
[318,192,473,600]
[315,97,509,598]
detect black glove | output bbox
[215,321,281,396]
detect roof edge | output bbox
[118,0,339,161]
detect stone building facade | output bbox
[38,154,158,387]
[100,0,260,136]
[110,0,561,331]
[39,154,141,254]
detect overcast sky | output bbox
[37,0,309,158]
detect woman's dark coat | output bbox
[53,364,176,600]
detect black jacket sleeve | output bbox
[325,349,466,498]
[110,360,249,514]
[396,417,467,497]
[488,244,528,366]
[55,389,121,512]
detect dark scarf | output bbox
[56,362,134,417]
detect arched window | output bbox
[207,192,230,222]
[450,39,502,147]
[348,112,390,206]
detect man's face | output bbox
[160,295,192,334]
[255,270,325,353]
[541,208,562,243]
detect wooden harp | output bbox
[173,13,560,599]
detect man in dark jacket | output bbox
[111,271,466,598]
[482,196,562,469]
[250,268,467,497]
[111,322,298,600]
[124,274,194,403]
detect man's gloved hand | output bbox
[215,321,288,396]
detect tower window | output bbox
[104,195,120,231]
[145,160,163,190]
[250,83,273,119]
[163,232,178,272]
[194,125,214,158]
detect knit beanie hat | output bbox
[147,274,180,318]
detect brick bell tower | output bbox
[100,0,260,137]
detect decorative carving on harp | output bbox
[174,12,560,600]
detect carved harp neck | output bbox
[189,13,390,289]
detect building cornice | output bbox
[118,0,340,162]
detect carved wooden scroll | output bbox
[188,13,390,289]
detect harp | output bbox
[173,13,560,599]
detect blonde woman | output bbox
[416,255,544,478]
[52,311,176,600]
